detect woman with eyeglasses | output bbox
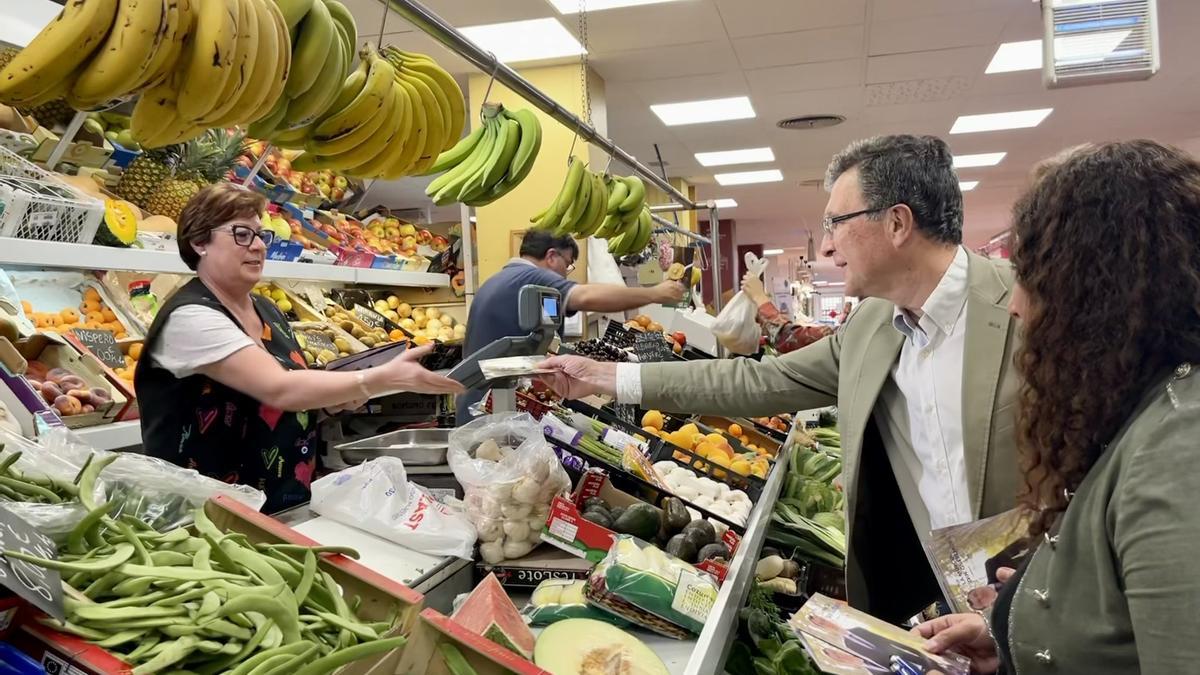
[135,184,463,512]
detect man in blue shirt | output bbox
[457,230,685,424]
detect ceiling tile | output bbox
[744,59,864,95]
[399,0,553,26]
[714,0,866,39]
[732,26,865,70]
[341,0,415,36]
[573,2,728,53]
[867,10,1010,56]
[866,46,990,83]
[870,0,1014,23]
[623,71,749,103]
[590,40,742,82]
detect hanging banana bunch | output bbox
[529,163,652,254]
[422,103,542,207]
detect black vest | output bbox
[135,278,318,513]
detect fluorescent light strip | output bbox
[713,198,738,209]
[950,108,1052,134]
[459,18,585,64]
[986,30,1133,73]
[548,0,685,12]
[714,169,783,186]
[651,96,756,126]
[959,181,980,191]
[762,248,784,256]
[953,152,1006,168]
[695,147,775,167]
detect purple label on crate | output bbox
[542,414,582,446]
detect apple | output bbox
[398,223,417,237]
[288,176,303,190]
[236,156,253,169]
[416,229,432,244]
[334,176,349,190]
[400,235,417,249]
[264,158,277,173]
[331,187,345,202]
[672,331,687,347]
[271,216,292,241]
[318,183,331,198]
[276,158,291,173]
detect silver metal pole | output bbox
[384,0,696,211]
[459,203,476,312]
[649,213,711,245]
[242,143,273,187]
[709,205,723,312]
[649,201,713,214]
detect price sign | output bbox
[0,504,64,621]
[632,331,676,363]
[71,328,125,369]
[353,305,387,330]
[300,330,338,356]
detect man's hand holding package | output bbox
[540,355,619,399]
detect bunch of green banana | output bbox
[247,0,357,146]
[528,158,616,240]
[592,174,652,255]
[278,45,466,180]
[423,103,542,206]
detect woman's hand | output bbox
[374,344,464,395]
[912,613,999,674]
[741,270,768,305]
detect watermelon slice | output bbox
[451,573,536,660]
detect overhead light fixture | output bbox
[763,248,784,256]
[651,96,756,126]
[953,152,1007,168]
[959,181,980,191]
[714,169,783,186]
[548,0,685,12]
[986,31,1133,74]
[713,198,738,209]
[694,147,775,167]
[459,18,585,64]
[950,108,1053,134]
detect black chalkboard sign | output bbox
[632,331,678,363]
[353,305,387,330]
[300,330,338,356]
[71,328,125,369]
[0,504,64,621]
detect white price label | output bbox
[671,569,718,625]
[601,428,646,453]
[27,210,59,232]
[547,516,578,542]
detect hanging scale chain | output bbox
[578,0,592,126]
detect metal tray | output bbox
[335,428,451,466]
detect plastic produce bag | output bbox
[448,413,572,563]
[0,428,103,544]
[711,252,769,355]
[310,457,477,559]
[522,578,631,627]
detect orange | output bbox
[84,320,103,329]
[45,315,61,327]
[101,308,117,322]
[388,329,406,341]
[641,410,664,431]
[33,314,47,328]
[20,300,32,314]
[83,288,100,303]
[728,423,743,437]
[85,311,103,323]
[128,343,142,360]
[60,308,79,324]
[114,329,127,339]
[81,299,101,313]
[705,432,725,446]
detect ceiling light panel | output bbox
[950,108,1053,134]
[548,0,686,12]
[651,96,756,126]
[459,19,585,64]
[714,169,783,186]
[986,31,1133,74]
[695,147,775,167]
[713,198,738,209]
[959,181,980,191]
[953,152,1007,168]
[763,249,784,256]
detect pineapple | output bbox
[115,147,178,208]
[20,98,76,129]
[143,130,246,222]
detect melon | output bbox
[534,619,669,675]
[451,573,535,659]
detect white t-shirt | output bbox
[149,305,255,378]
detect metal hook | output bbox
[602,144,615,174]
[481,54,501,109]
[375,1,388,48]
[567,130,579,164]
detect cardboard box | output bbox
[367,608,549,675]
[14,334,128,429]
[60,332,138,422]
[0,338,46,437]
[13,495,425,675]
[540,470,740,582]
[30,126,113,169]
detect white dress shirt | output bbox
[615,247,974,531]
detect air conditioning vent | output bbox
[1042,0,1158,88]
[777,115,845,130]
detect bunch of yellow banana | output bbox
[280,45,466,180]
[596,174,653,255]
[423,103,542,207]
[247,0,356,144]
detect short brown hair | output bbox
[177,183,268,270]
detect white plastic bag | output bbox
[0,428,104,544]
[310,457,476,559]
[448,414,572,563]
[711,252,769,355]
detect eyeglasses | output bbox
[820,206,889,235]
[216,224,275,248]
[565,262,576,273]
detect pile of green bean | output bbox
[4,473,407,675]
[0,444,84,503]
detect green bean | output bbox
[258,554,303,585]
[198,619,253,642]
[151,587,212,607]
[260,543,361,560]
[197,591,220,620]
[0,449,20,475]
[111,576,155,596]
[116,521,153,566]
[77,453,117,511]
[247,654,297,675]
[156,528,192,545]
[226,641,314,675]
[0,476,61,503]
[367,622,393,635]
[103,617,193,631]
[131,635,197,675]
[71,604,186,623]
[71,453,94,486]
[67,501,117,556]
[294,550,317,606]
[191,506,224,543]
[100,590,169,608]
[440,642,477,675]
[194,639,242,655]
[149,550,193,567]
[263,643,320,675]
[124,634,161,662]
[216,591,300,643]
[314,611,379,641]
[4,543,134,573]
[291,636,407,675]
[37,618,108,641]
[203,533,239,572]
[82,570,123,599]
[49,477,79,497]
[116,563,248,582]
[94,629,148,649]
[0,483,23,500]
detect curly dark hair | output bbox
[1011,140,1200,536]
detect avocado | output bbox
[680,520,716,548]
[698,542,730,562]
[581,509,613,529]
[661,497,691,535]
[582,497,610,513]
[612,503,661,541]
[664,534,699,564]
[608,506,626,523]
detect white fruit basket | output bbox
[0,145,104,244]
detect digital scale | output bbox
[448,284,562,413]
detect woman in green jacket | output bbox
[914,140,1200,673]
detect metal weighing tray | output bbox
[335,428,451,466]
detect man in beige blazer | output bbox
[542,135,1022,622]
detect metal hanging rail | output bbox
[383,0,697,211]
[650,214,711,245]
